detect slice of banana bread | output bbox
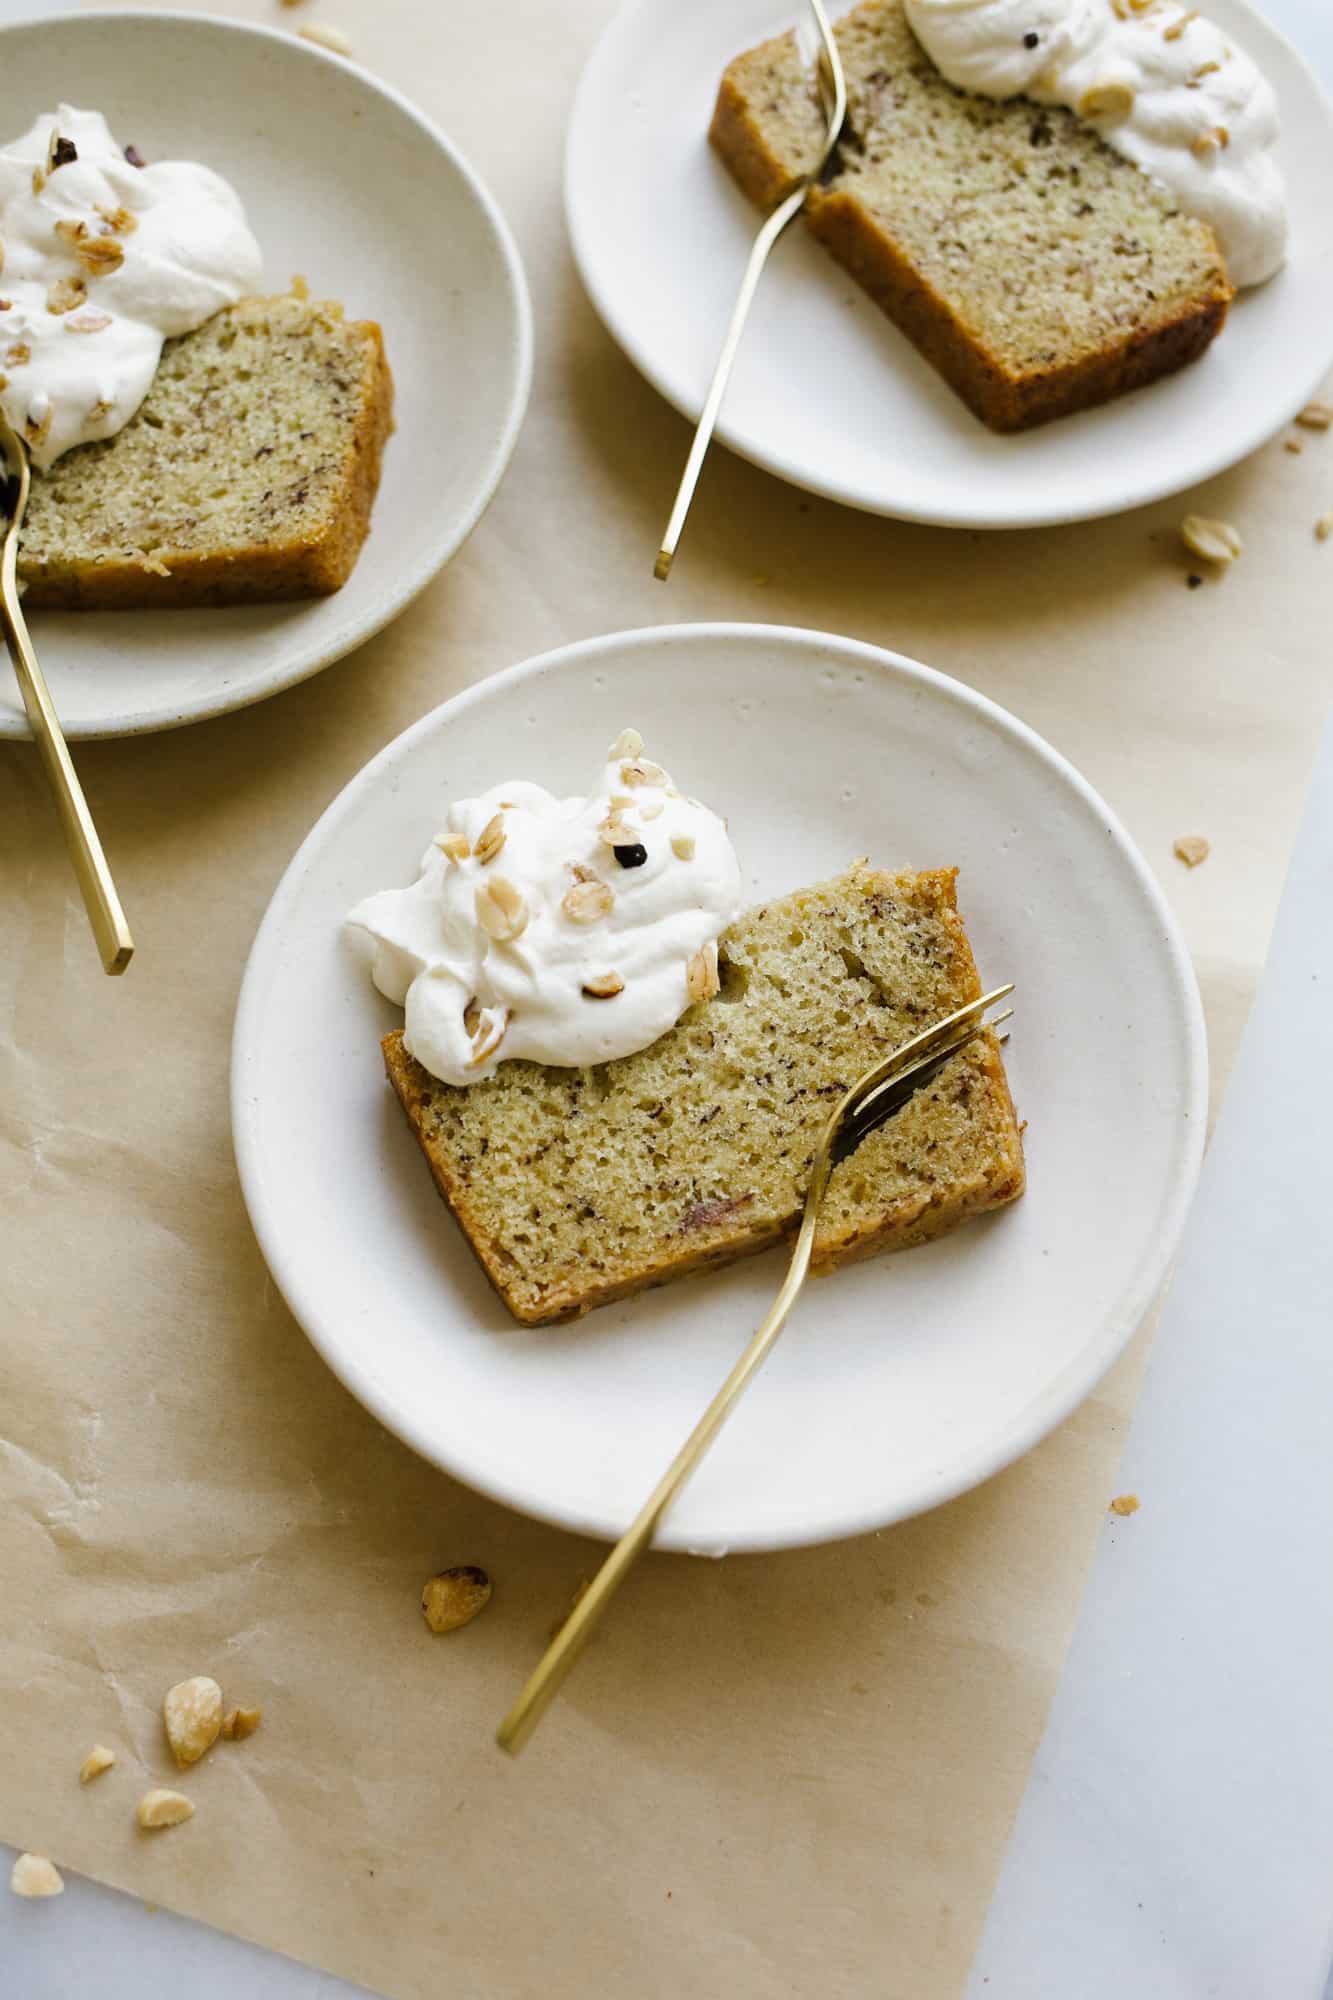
[18,295,393,608]
[711,0,1232,431]
[382,863,1025,1325]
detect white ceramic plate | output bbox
[232,624,1207,1552]
[566,0,1333,529]
[0,10,532,739]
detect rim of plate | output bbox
[232,624,1209,1550]
[564,0,1333,530]
[0,9,534,741]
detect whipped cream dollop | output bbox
[903,0,1286,287]
[348,731,743,1087]
[0,106,262,468]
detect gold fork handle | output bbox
[0,576,134,976]
[496,1201,821,1757]
[494,993,1011,1755]
[653,178,811,582]
[654,0,846,581]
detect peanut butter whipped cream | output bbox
[0,106,262,468]
[348,731,743,1086]
[903,0,1287,286]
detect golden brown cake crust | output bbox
[380,864,1026,1326]
[709,0,1233,432]
[18,298,394,610]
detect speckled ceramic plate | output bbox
[566,0,1333,528]
[0,10,531,739]
[232,624,1207,1552]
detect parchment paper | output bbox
[3,1,1330,1994]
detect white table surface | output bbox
[4,1,1332,1996]
[964,707,1333,1999]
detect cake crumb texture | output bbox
[710,0,1232,430]
[19,295,393,608]
[383,863,1026,1325]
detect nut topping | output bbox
[475,876,528,942]
[686,947,720,1005]
[79,1744,116,1784]
[46,275,87,315]
[75,235,125,276]
[1077,82,1135,121]
[136,1788,194,1831]
[162,1675,223,1767]
[10,1854,63,1897]
[562,877,614,923]
[421,1565,492,1634]
[464,1007,507,1067]
[581,971,625,999]
[1180,514,1242,564]
[472,812,506,865]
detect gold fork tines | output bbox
[496,984,1015,1755]
[0,413,133,974]
[653,0,847,581]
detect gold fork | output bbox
[496,983,1015,1754]
[0,413,133,975]
[653,0,847,581]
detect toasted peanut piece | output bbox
[137,1789,194,1831]
[582,971,625,999]
[609,728,643,759]
[1173,835,1209,867]
[10,1854,64,1897]
[1109,1493,1140,1516]
[686,947,720,1005]
[472,813,506,865]
[562,877,614,923]
[1180,514,1242,565]
[46,275,87,315]
[221,1705,262,1742]
[1297,401,1333,430]
[464,1008,507,1068]
[475,877,528,943]
[75,235,124,276]
[670,832,696,862]
[162,1676,223,1767]
[298,22,355,55]
[436,830,470,863]
[1316,513,1333,542]
[79,1744,116,1785]
[421,1566,492,1634]
[1078,82,1135,120]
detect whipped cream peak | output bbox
[347,731,744,1087]
[903,0,1287,288]
[0,106,262,468]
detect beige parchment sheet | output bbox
[2,0,1329,1993]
